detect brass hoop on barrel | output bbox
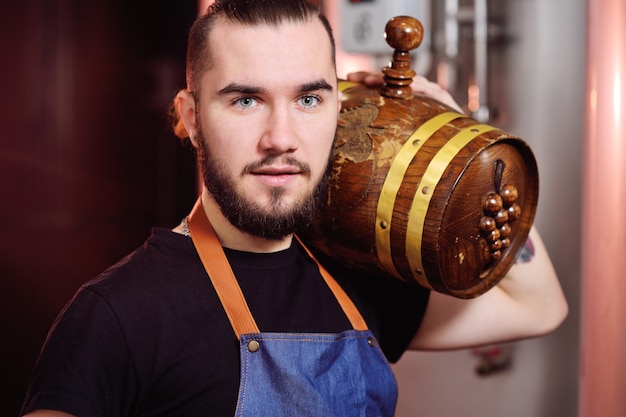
[374,112,467,281]
[406,124,498,287]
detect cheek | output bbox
[203,114,251,160]
[208,140,247,176]
[308,125,336,170]
[318,114,338,153]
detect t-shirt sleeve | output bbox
[21,287,136,417]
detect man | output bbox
[21,1,568,416]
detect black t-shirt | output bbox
[21,228,429,417]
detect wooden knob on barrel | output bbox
[382,16,424,99]
[302,15,539,298]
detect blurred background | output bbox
[0,1,199,414]
[1,0,619,416]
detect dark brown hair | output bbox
[186,0,336,93]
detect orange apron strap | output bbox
[187,197,369,337]
[295,236,368,331]
[187,198,260,338]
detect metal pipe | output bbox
[438,0,460,92]
[580,0,626,416]
[472,0,489,122]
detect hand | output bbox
[346,71,464,113]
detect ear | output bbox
[175,90,200,148]
[337,87,342,114]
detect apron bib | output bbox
[187,198,398,417]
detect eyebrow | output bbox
[217,83,264,96]
[300,79,334,93]
[217,79,334,96]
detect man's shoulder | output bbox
[81,228,204,304]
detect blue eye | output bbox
[299,95,321,108]
[235,97,257,108]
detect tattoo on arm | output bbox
[516,237,535,264]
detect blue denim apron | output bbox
[187,199,398,417]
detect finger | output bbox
[411,76,463,112]
[346,71,370,82]
[346,71,384,86]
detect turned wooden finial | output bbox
[382,16,423,99]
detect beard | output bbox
[195,126,333,241]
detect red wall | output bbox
[0,2,197,415]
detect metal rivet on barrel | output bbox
[412,139,422,146]
[247,340,260,353]
[421,186,430,195]
[379,220,388,230]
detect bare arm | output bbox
[409,227,568,350]
[345,71,568,348]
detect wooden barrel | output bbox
[299,17,539,299]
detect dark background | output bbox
[0,2,199,415]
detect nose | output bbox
[259,105,299,154]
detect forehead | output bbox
[203,18,335,91]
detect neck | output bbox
[199,189,294,253]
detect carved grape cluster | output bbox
[479,184,521,262]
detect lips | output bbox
[251,165,301,176]
[246,159,310,188]
[245,156,311,179]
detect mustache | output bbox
[243,155,311,175]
